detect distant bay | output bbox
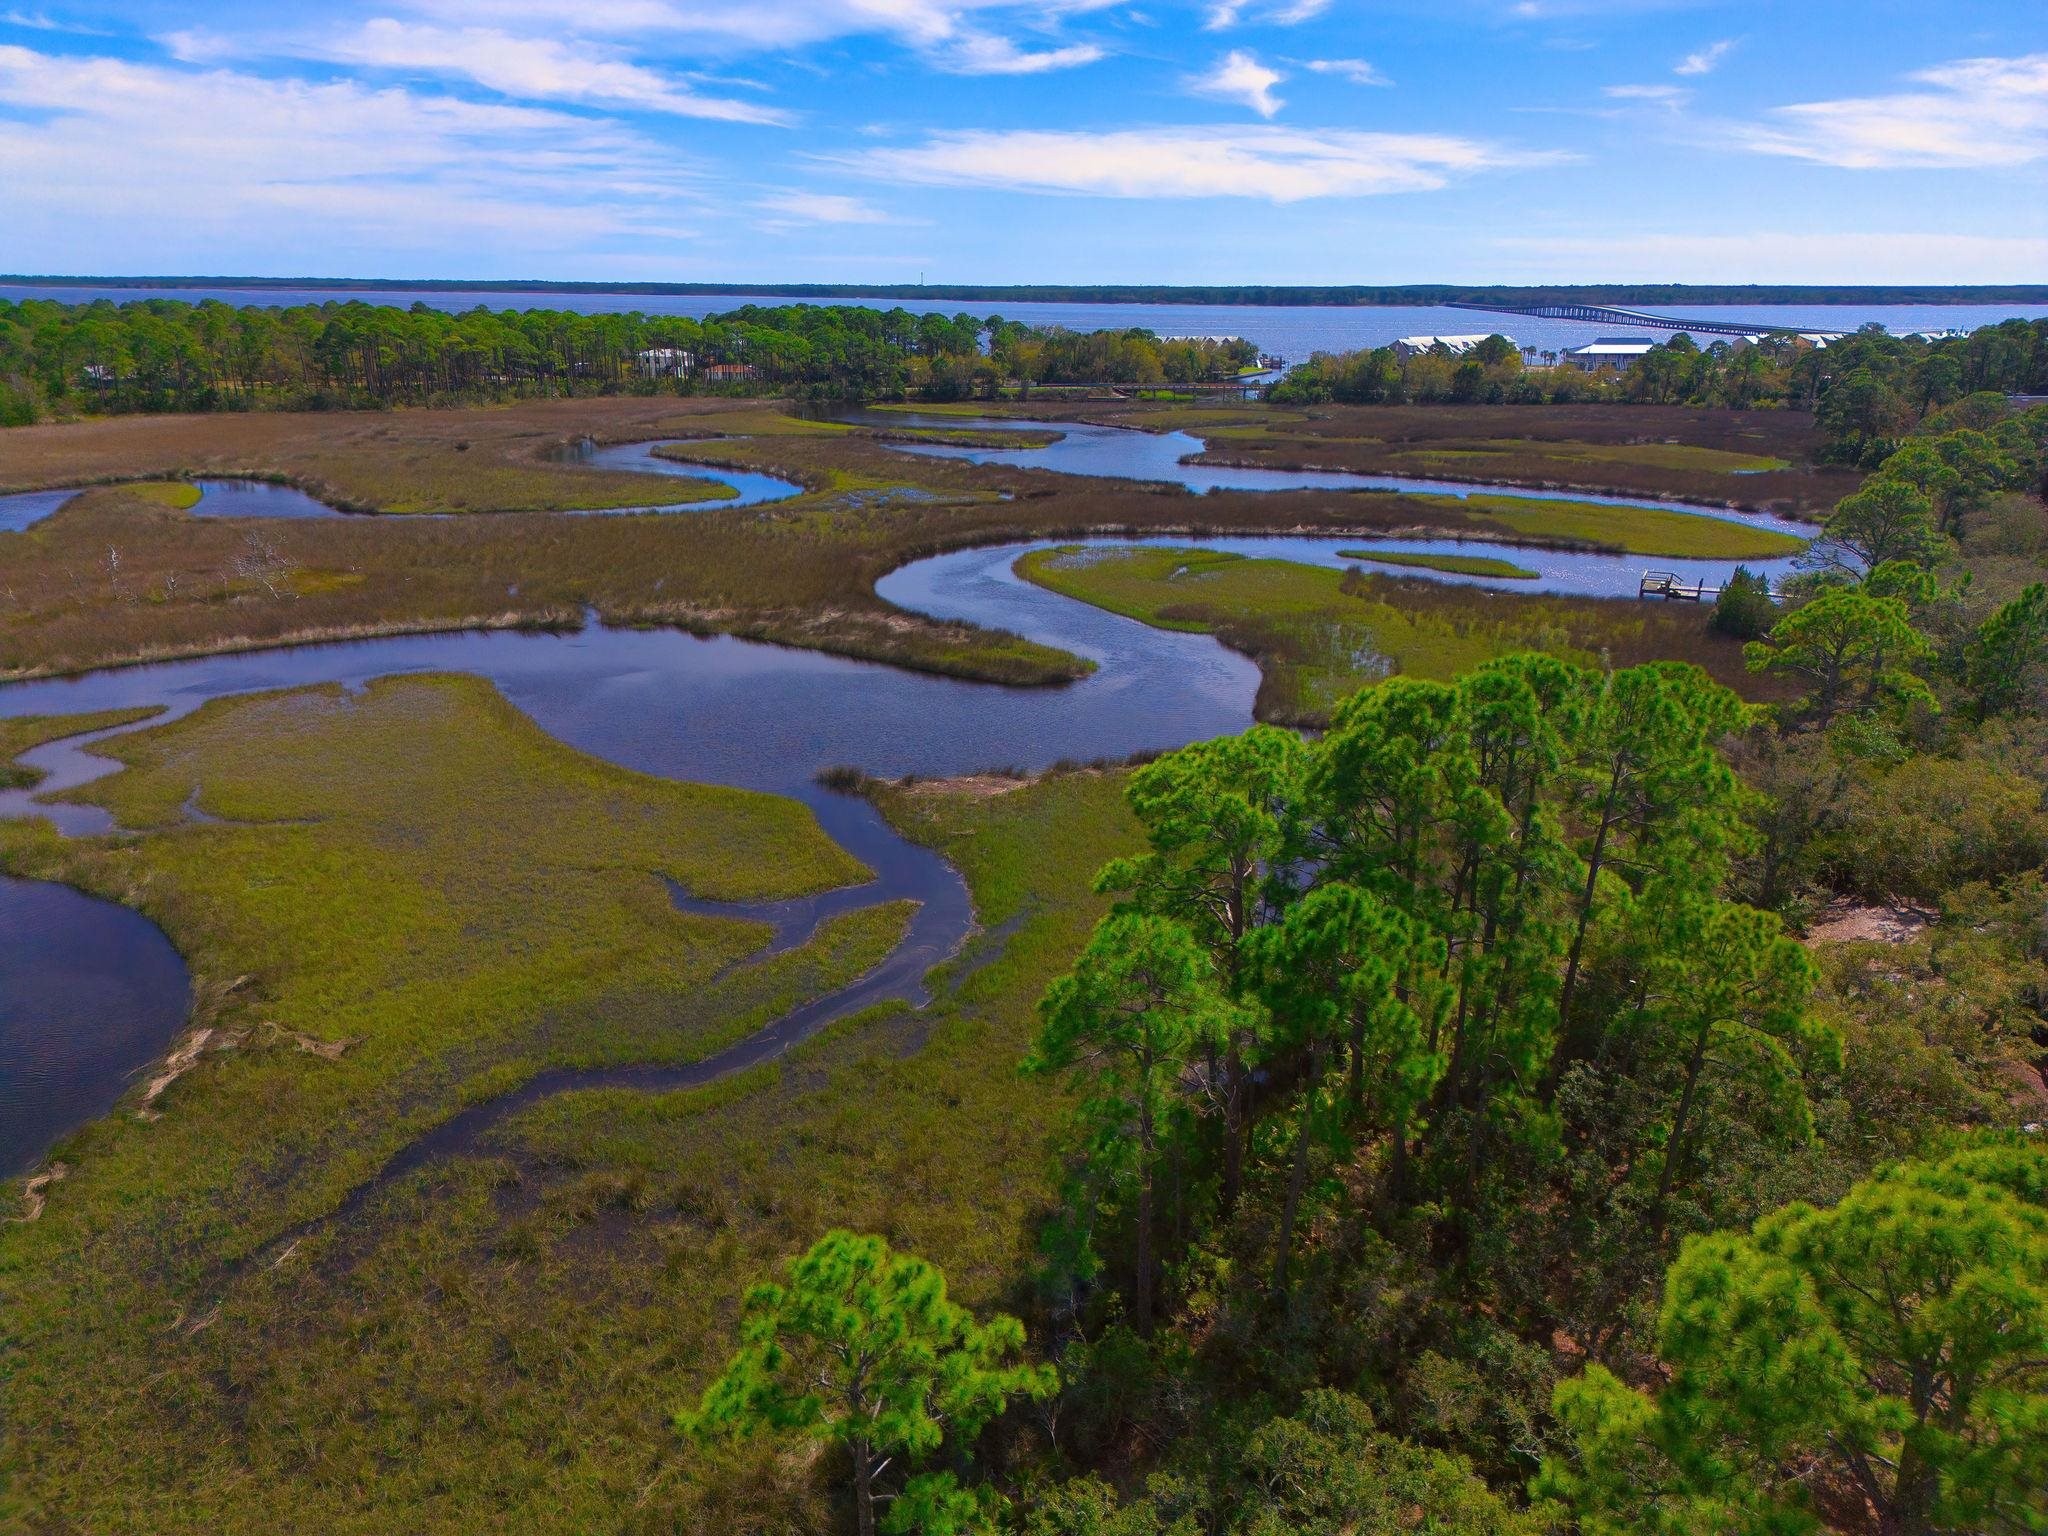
[5,284,2046,367]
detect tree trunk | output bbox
[852,1440,877,1536]
[1547,777,1621,1104]
[1648,1018,1711,1242]
[1273,1039,1324,1297]
[1135,1091,1156,1336]
[1220,1044,1246,1218]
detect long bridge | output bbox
[1445,300,1846,341]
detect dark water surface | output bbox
[0,442,800,533]
[0,489,75,533]
[0,876,193,1175]
[860,412,1816,529]
[0,420,1807,1184]
[188,479,346,519]
[565,438,803,509]
[0,547,1255,1177]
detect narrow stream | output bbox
[0,550,1255,1178]
[0,440,802,531]
[854,412,1817,533]
[0,440,1809,1186]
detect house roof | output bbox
[1567,337,1658,356]
[1394,334,1496,351]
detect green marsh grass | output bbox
[0,696,1141,1531]
[1018,544,1783,724]
[1336,549,1539,579]
[0,704,162,788]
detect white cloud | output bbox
[1,9,103,31]
[1738,51,2048,168]
[1205,0,1328,27]
[0,44,708,265]
[1494,230,2048,284]
[399,0,1126,60]
[1674,38,1734,76]
[171,18,791,124]
[940,33,1105,73]
[754,190,895,223]
[1305,57,1388,86]
[1604,83,1688,109]
[834,124,1548,201]
[1189,49,1285,116]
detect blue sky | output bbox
[0,0,2043,284]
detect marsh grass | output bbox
[1154,401,1860,513]
[1336,549,1540,579]
[1018,544,1784,724]
[0,400,1562,686]
[1434,492,1807,558]
[0,701,1140,1531]
[0,704,162,788]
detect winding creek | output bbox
[0,439,804,531]
[856,411,1814,532]
[1,427,1815,1188]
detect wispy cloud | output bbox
[1188,49,1285,116]
[1305,57,1390,86]
[166,19,792,124]
[1205,0,1329,28]
[0,44,707,263]
[398,0,1126,63]
[1605,83,1689,109]
[833,124,1551,201]
[1737,51,2048,168]
[939,33,1104,74]
[1674,38,1735,76]
[0,8,104,31]
[754,190,896,224]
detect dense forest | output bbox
[0,298,1258,422]
[685,398,2048,1535]
[14,278,2048,306]
[1273,320,2048,464]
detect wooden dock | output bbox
[1637,570,1786,603]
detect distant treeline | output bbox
[0,298,1257,421]
[12,278,2048,307]
[1272,319,2048,464]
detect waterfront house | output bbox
[1563,336,1658,373]
[1391,334,1501,359]
[636,347,695,378]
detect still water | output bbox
[863,412,1813,529]
[6,283,2044,365]
[0,446,802,532]
[0,431,1808,1179]
[0,542,1258,1176]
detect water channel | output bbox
[0,443,805,532]
[0,428,1814,1184]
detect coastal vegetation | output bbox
[1272,321,2048,467]
[4,345,2047,1534]
[1003,398,1861,513]
[0,399,1822,683]
[1336,549,1540,579]
[0,702,1140,1531]
[0,704,160,787]
[0,299,1256,422]
[1016,545,1777,723]
[1423,490,1806,557]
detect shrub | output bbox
[1711,565,1777,640]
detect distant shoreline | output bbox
[8,277,2048,308]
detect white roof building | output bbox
[1390,334,1503,359]
[1563,336,1659,371]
